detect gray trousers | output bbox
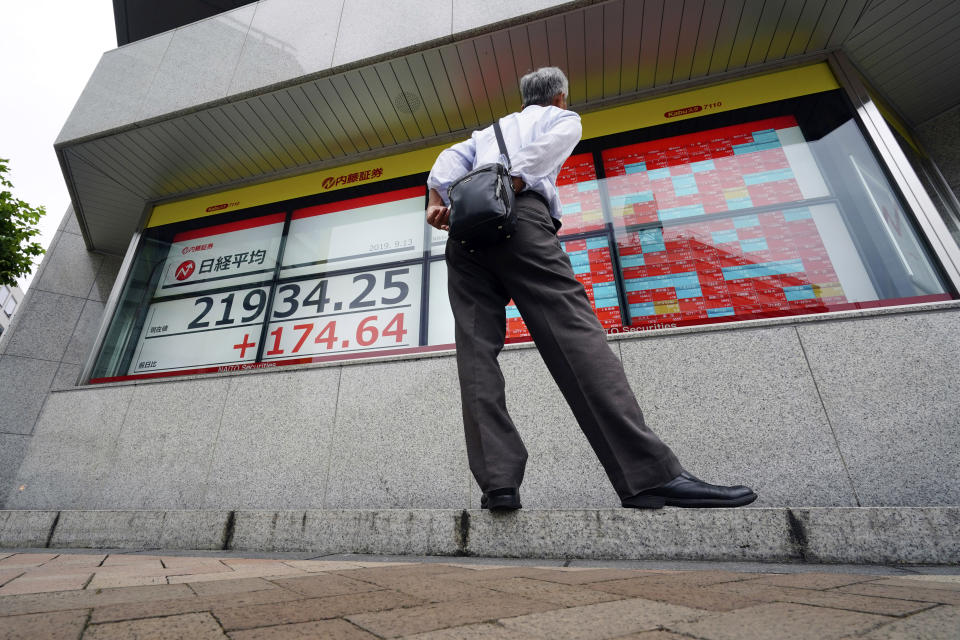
[445,192,683,500]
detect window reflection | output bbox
[89,88,953,383]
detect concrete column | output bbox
[0,206,122,507]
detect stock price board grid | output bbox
[603,116,847,328]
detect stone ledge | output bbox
[1,508,957,565]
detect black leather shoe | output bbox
[622,471,757,509]
[481,488,521,510]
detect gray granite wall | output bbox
[915,103,960,203]
[58,0,576,144]
[0,206,121,508]
[5,302,959,511]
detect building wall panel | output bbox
[228,0,344,96]
[95,378,231,509]
[620,326,858,508]
[7,305,959,510]
[139,5,256,122]
[797,311,960,506]
[324,356,470,509]
[55,31,174,144]
[201,367,342,509]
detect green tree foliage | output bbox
[0,158,45,286]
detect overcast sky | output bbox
[1,2,117,290]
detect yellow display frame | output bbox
[147,63,839,229]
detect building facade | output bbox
[1,0,958,513]
[0,286,25,340]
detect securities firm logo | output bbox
[321,167,384,190]
[664,101,721,118]
[205,201,240,213]
[175,260,196,281]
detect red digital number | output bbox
[315,321,338,350]
[292,323,313,352]
[382,313,406,343]
[232,334,257,358]
[356,315,379,346]
[266,326,284,355]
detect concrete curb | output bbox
[1,508,957,564]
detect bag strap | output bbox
[493,119,511,171]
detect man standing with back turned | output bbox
[426,67,757,511]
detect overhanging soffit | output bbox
[58,0,960,254]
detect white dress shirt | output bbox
[427,105,582,220]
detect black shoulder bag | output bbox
[447,120,517,250]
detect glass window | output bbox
[261,264,423,361]
[90,179,433,382]
[555,153,605,236]
[0,286,9,306]
[3,297,17,317]
[427,259,454,345]
[598,91,950,330]
[283,186,425,277]
[89,87,954,383]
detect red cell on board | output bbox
[626,290,656,303]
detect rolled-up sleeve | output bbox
[511,110,582,184]
[427,137,476,205]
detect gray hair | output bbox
[520,67,569,107]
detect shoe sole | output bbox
[622,492,758,509]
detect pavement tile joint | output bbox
[0,550,957,639]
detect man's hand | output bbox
[512,176,525,194]
[426,188,450,230]
[426,204,450,231]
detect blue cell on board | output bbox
[740,238,769,252]
[726,198,754,210]
[619,254,645,268]
[626,191,655,204]
[783,207,813,221]
[783,285,817,301]
[743,168,795,185]
[676,287,703,299]
[752,129,779,143]
[671,174,698,196]
[586,237,609,250]
[593,282,617,297]
[629,302,656,317]
[690,159,716,173]
[659,204,705,220]
[732,140,781,155]
[711,229,739,244]
[723,259,806,280]
[707,307,736,317]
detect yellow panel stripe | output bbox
[580,63,838,139]
[148,62,839,228]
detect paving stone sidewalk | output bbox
[0,551,958,639]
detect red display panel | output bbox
[555,153,604,236]
[617,207,851,329]
[505,236,623,342]
[603,116,805,226]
